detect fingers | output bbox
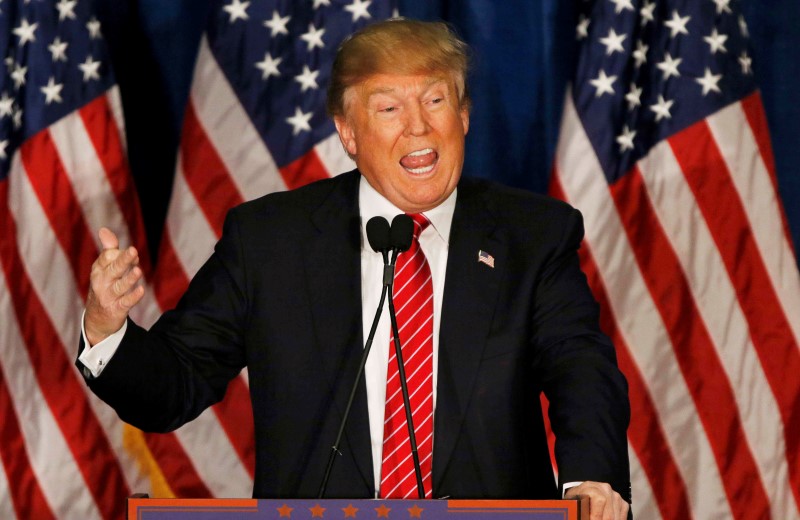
[565,481,629,520]
[85,229,145,344]
[98,227,120,251]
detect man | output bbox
[80,19,631,520]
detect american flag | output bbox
[135,0,397,503]
[551,0,800,518]
[0,0,157,518]
[0,0,396,517]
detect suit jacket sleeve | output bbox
[80,208,250,433]
[531,207,631,501]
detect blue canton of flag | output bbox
[573,0,757,183]
[207,0,397,168]
[0,0,115,180]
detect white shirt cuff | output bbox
[562,481,583,498]
[78,311,126,378]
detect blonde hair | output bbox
[326,18,471,117]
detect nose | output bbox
[403,103,430,137]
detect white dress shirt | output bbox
[358,177,455,494]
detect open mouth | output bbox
[400,148,438,174]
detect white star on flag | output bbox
[344,0,372,22]
[0,93,14,117]
[713,0,733,15]
[640,1,656,26]
[11,63,27,89]
[696,68,722,95]
[739,51,753,74]
[610,0,634,14]
[590,69,617,97]
[632,40,648,67]
[78,56,102,81]
[576,15,590,40]
[13,18,38,45]
[313,0,331,8]
[600,28,626,55]
[55,0,77,21]
[223,0,250,23]
[86,17,102,39]
[40,77,64,105]
[301,23,325,51]
[625,83,642,109]
[286,107,313,135]
[616,125,636,152]
[263,11,290,37]
[650,94,674,121]
[255,53,281,79]
[738,15,749,38]
[0,139,8,160]
[704,28,728,54]
[664,10,691,38]
[657,52,682,80]
[294,65,320,92]
[48,37,68,62]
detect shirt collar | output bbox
[358,175,456,245]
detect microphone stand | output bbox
[318,248,395,498]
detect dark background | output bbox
[91,0,800,266]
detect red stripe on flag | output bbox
[549,172,692,519]
[143,432,212,498]
[279,149,331,190]
[180,101,244,238]
[18,134,95,300]
[610,167,771,518]
[152,233,191,311]
[0,185,130,520]
[78,94,153,276]
[739,92,796,252]
[212,377,255,477]
[0,369,56,520]
[669,122,800,508]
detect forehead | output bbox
[346,73,454,104]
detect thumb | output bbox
[98,227,119,251]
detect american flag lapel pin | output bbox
[477,250,495,268]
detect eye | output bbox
[380,106,397,113]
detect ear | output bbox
[460,105,470,136]
[334,116,358,156]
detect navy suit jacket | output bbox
[82,170,631,502]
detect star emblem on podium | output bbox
[408,504,424,518]
[309,504,326,517]
[342,504,359,517]
[277,503,293,517]
[375,504,391,518]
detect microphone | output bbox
[319,216,392,498]
[385,213,425,498]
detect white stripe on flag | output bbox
[107,87,128,156]
[555,94,733,519]
[0,457,18,520]
[166,161,219,278]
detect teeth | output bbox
[407,148,434,157]
[406,164,435,174]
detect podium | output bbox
[128,497,587,519]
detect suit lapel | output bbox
[304,171,374,494]
[433,181,507,491]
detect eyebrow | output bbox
[366,78,448,99]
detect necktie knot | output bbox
[407,213,430,241]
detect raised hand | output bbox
[84,227,145,346]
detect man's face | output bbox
[334,73,470,213]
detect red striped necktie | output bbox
[380,213,434,499]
